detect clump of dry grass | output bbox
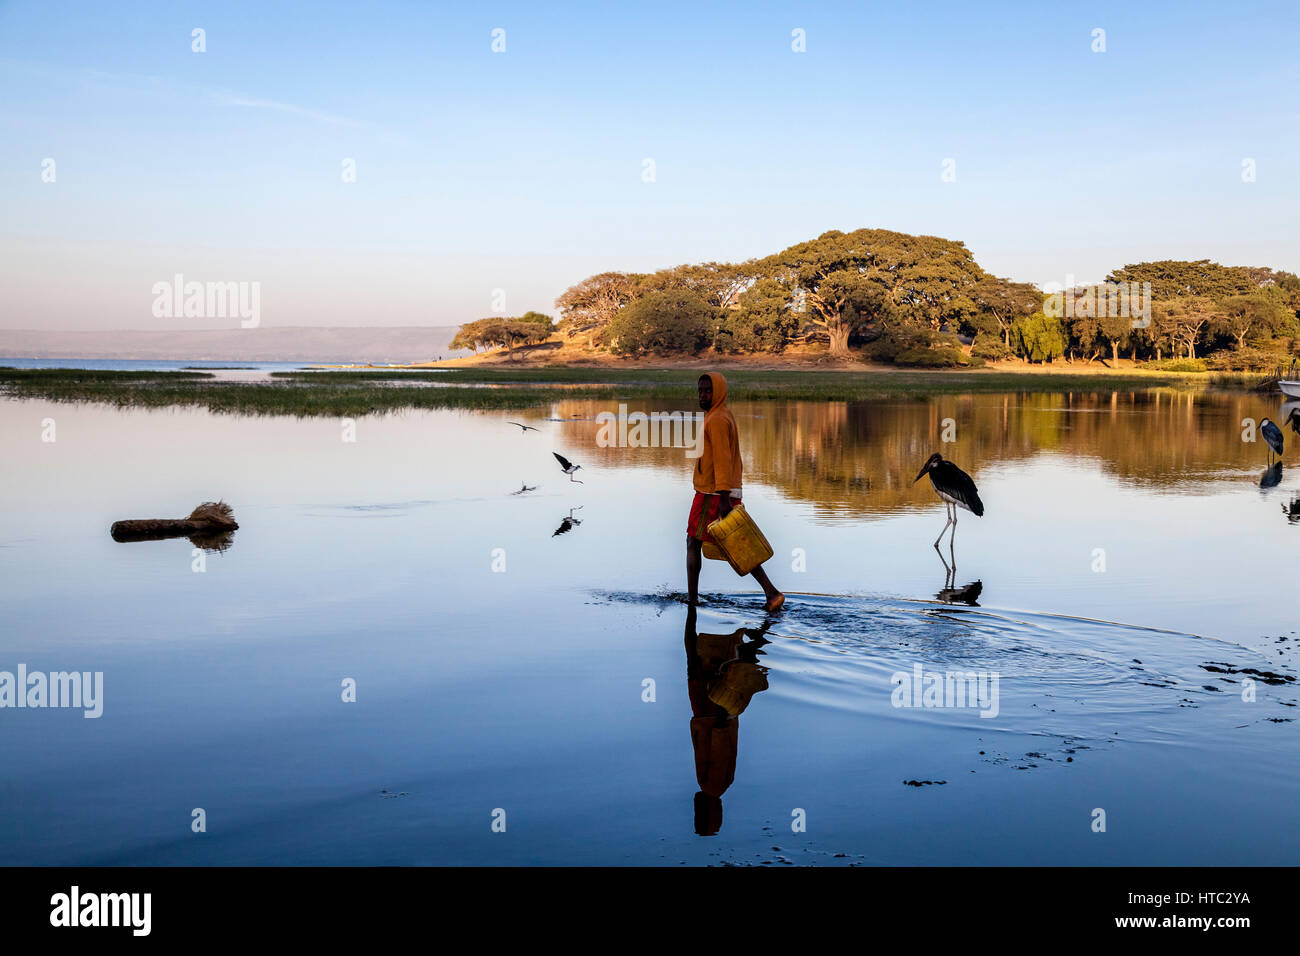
[187,500,237,528]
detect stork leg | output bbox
[933,502,953,551]
[936,542,953,581]
[949,507,958,565]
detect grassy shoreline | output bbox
[0,365,1247,417]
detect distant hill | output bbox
[0,327,466,363]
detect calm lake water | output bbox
[0,358,314,373]
[1,388,1297,865]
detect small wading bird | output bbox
[511,482,537,496]
[553,452,583,483]
[1260,418,1284,462]
[507,421,539,433]
[914,453,984,550]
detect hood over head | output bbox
[702,371,728,410]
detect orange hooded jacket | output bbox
[693,372,743,494]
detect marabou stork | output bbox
[914,453,984,550]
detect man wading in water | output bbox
[686,372,785,613]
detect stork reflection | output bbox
[684,606,772,836]
[1283,496,1300,524]
[932,543,982,605]
[937,573,983,606]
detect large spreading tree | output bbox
[554,272,639,347]
[970,275,1041,347]
[759,229,983,355]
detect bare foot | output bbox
[765,593,785,614]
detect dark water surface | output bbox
[1,390,1296,864]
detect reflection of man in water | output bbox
[687,372,785,612]
[685,606,771,835]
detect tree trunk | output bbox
[828,324,851,356]
[1112,341,1119,365]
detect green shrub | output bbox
[714,279,799,353]
[606,289,714,355]
[971,337,1015,361]
[1012,311,1066,363]
[1143,358,1208,372]
[895,345,981,368]
[866,327,979,367]
[1205,347,1281,372]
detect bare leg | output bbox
[933,503,954,551]
[686,535,702,606]
[750,563,784,612]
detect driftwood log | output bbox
[110,501,238,544]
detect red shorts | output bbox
[688,492,735,543]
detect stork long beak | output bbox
[912,465,928,484]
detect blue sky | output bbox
[2,0,1298,329]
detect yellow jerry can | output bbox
[705,502,774,575]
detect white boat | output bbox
[1279,380,1300,399]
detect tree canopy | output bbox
[450,313,555,353]
[448,233,1300,369]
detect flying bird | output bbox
[511,482,537,496]
[507,421,539,433]
[552,507,584,537]
[553,452,583,483]
[914,453,984,550]
[1260,418,1284,461]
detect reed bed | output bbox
[2,366,1210,417]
